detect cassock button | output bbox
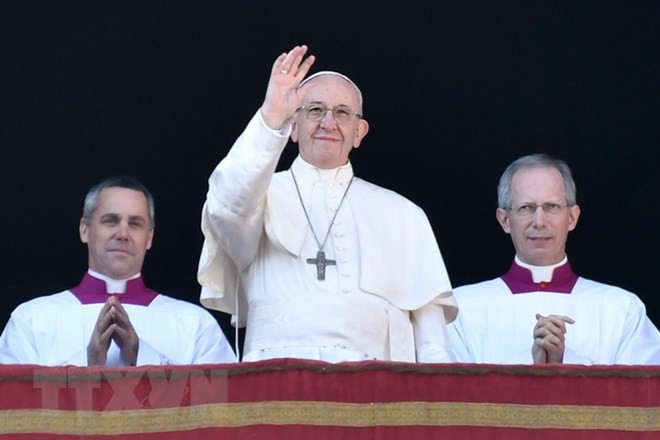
[539,282,547,290]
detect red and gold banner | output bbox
[0,360,658,439]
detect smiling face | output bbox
[290,74,369,169]
[496,166,580,266]
[79,187,154,279]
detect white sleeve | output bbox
[189,313,237,364]
[412,302,456,363]
[204,111,290,272]
[0,315,39,364]
[135,338,168,366]
[0,313,87,366]
[605,297,660,365]
[446,317,474,363]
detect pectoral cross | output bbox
[306,250,336,281]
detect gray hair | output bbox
[298,70,364,114]
[497,154,577,209]
[82,176,155,228]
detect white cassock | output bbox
[0,272,237,366]
[197,111,458,363]
[448,258,660,365]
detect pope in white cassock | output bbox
[197,45,458,363]
[0,176,236,367]
[448,154,660,365]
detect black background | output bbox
[1,2,658,346]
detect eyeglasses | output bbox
[296,104,362,125]
[508,203,569,217]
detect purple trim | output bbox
[70,273,159,306]
[501,261,579,294]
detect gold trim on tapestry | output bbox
[1,401,658,435]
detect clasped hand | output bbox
[532,313,575,364]
[87,295,139,366]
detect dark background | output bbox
[1,2,658,348]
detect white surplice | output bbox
[448,260,660,365]
[0,277,237,367]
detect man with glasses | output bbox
[448,154,660,365]
[197,45,457,363]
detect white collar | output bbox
[515,255,568,283]
[291,155,354,183]
[87,269,141,294]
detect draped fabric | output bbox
[0,360,658,439]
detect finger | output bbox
[546,315,575,334]
[112,317,134,335]
[110,325,138,350]
[548,314,575,325]
[110,300,129,318]
[111,323,137,339]
[106,304,132,335]
[295,55,316,86]
[538,313,574,325]
[272,52,288,74]
[542,336,565,362]
[281,45,307,73]
[274,45,302,75]
[534,325,566,342]
[537,319,566,336]
[533,337,546,349]
[109,301,133,324]
[293,55,317,84]
[540,333,563,350]
[536,313,574,323]
[111,326,128,345]
[534,338,560,357]
[535,313,574,332]
[89,323,115,357]
[290,46,312,77]
[99,324,116,342]
[94,307,116,334]
[95,299,114,320]
[534,318,568,338]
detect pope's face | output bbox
[79,187,154,279]
[496,166,580,266]
[291,75,369,169]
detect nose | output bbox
[531,206,547,227]
[115,221,130,240]
[319,110,339,128]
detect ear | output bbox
[352,119,369,149]
[496,208,511,234]
[79,218,89,243]
[567,204,580,231]
[290,116,299,143]
[146,228,154,250]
